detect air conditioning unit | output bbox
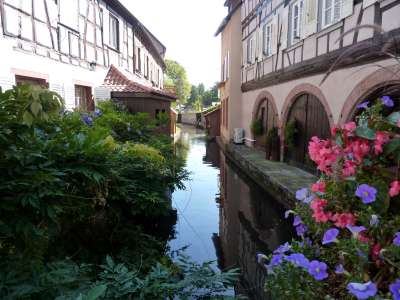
[233,128,245,144]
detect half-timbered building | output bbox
[0,0,175,130]
[218,0,400,170]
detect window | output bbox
[137,48,141,72]
[247,37,254,63]
[75,85,93,111]
[145,56,149,78]
[291,0,303,44]
[323,0,342,27]
[263,22,273,56]
[109,14,119,50]
[15,75,48,88]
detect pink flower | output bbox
[331,127,339,136]
[310,198,328,211]
[331,213,356,228]
[389,181,400,197]
[344,122,356,136]
[312,181,326,193]
[358,234,370,243]
[345,139,370,163]
[371,244,381,259]
[343,160,357,177]
[308,137,340,175]
[310,198,332,223]
[313,210,332,223]
[397,119,400,128]
[374,131,390,155]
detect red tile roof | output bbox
[103,65,176,100]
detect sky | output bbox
[121,0,227,89]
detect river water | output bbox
[169,125,292,299]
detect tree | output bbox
[165,59,191,110]
[189,85,199,105]
[202,83,219,107]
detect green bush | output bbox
[0,86,237,299]
[251,119,264,136]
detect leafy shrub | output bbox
[251,119,264,136]
[0,86,237,299]
[260,97,400,299]
[284,119,299,150]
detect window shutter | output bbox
[256,27,262,60]
[271,15,279,55]
[302,0,318,38]
[341,0,353,19]
[262,24,266,55]
[280,7,289,50]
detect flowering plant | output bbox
[261,97,400,299]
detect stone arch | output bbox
[281,83,333,170]
[281,83,334,129]
[250,90,279,155]
[340,64,400,124]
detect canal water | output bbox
[169,125,292,299]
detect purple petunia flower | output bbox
[296,188,308,201]
[322,228,339,245]
[274,242,290,254]
[381,95,394,107]
[285,253,310,268]
[357,101,369,109]
[335,264,345,274]
[293,216,302,226]
[296,224,308,237]
[346,225,367,237]
[304,194,315,204]
[270,254,285,266]
[285,210,295,219]
[355,184,377,204]
[370,214,379,227]
[347,281,377,299]
[389,279,400,300]
[308,260,328,281]
[393,232,400,246]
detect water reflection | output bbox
[170,125,292,299]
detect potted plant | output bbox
[266,127,280,161]
[251,119,264,136]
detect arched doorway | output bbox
[252,98,277,150]
[284,93,331,170]
[349,84,400,121]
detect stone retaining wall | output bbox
[217,137,317,208]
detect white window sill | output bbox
[317,20,344,37]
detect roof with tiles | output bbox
[103,65,176,100]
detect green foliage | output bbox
[284,120,299,149]
[165,59,191,107]
[266,127,279,145]
[251,119,264,136]
[0,86,237,299]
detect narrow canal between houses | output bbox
[169,125,293,299]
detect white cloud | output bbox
[121,0,227,88]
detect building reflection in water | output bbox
[204,140,292,299]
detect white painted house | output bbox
[0,0,167,110]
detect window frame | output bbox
[322,0,342,28]
[247,36,254,64]
[290,0,303,45]
[263,21,273,57]
[109,13,119,51]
